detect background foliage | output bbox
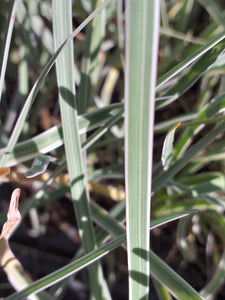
[1,0,225,299]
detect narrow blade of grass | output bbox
[52,1,111,299]
[125,0,160,299]
[156,32,225,91]
[0,103,122,167]
[156,37,225,110]
[150,250,204,300]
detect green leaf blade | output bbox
[52,1,111,299]
[125,0,160,299]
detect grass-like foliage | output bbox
[0,0,225,299]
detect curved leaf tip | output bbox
[8,188,21,222]
[161,122,181,171]
[1,188,21,240]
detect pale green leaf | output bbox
[161,122,181,170]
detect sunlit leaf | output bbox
[25,155,51,178]
[161,122,181,171]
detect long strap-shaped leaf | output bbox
[156,31,225,90]
[0,103,122,167]
[125,0,160,299]
[52,1,111,299]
